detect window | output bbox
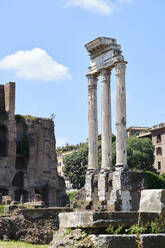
[58,162,61,167]
[157,134,161,143]
[156,147,162,156]
[0,125,8,157]
[158,161,161,170]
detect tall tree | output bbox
[63,137,155,189]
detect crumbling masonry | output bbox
[0,82,67,206]
[85,37,146,211]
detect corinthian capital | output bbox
[87,74,98,89]
[115,61,127,75]
[100,69,111,83]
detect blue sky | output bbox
[0,0,165,147]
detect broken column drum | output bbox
[85,37,127,203]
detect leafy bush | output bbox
[63,143,88,189]
[0,205,4,214]
[144,171,165,189]
[113,136,155,171]
[126,224,147,234]
[63,136,155,189]
[106,225,124,234]
[64,228,72,236]
[161,173,165,179]
[67,192,76,204]
[150,221,162,234]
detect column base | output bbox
[98,169,112,204]
[85,169,98,207]
[108,170,147,211]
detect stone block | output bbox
[59,211,159,229]
[139,189,165,213]
[140,234,165,248]
[4,205,18,214]
[109,170,147,211]
[91,234,137,248]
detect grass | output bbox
[0,241,49,248]
[67,192,76,204]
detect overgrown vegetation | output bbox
[0,205,4,214]
[106,220,164,235]
[15,114,39,122]
[67,192,76,204]
[63,136,155,189]
[144,171,165,189]
[15,115,50,124]
[56,144,82,152]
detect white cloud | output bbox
[56,137,69,147]
[65,0,133,15]
[0,48,71,82]
[65,0,114,15]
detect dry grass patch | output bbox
[0,241,49,248]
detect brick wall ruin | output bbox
[0,82,67,206]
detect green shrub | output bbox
[106,225,124,234]
[150,221,162,234]
[144,171,165,189]
[67,192,76,204]
[126,224,147,234]
[161,173,165,179]
[64,228,71,236]
[0,205,4,213]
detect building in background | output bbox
[57,150,75,190]
[127,126,150,137]
[127,124,165,174]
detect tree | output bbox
[63,143,88,189]
[112,136,155,171]
[63,136,155,189]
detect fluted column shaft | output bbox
[115,62,128,169]
[101,69,112,170]
[88,75,98,170]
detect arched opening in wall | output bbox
[14,189,28,202]
[0,125,8,157]
[12,171,24,188]
[35,184,49,206]
[15,157,27,170]
[0,188,8,196]
[42,185,49,206]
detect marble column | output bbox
[87,74,98,170]
[115,61,128,170]
[101,69,112,171]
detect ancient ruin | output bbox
[84,37,146,211]
[51,37,165,248]
[85,37,127,202]
[0,82,67,206]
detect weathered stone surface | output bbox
[50,231,165,248]
[139,189,165,213]
[59,211,160,229]
[0,208,72,244]
[140,234,165,248]
[50,228,95,248]
[91,234,137,248]
[0,82,68,207]
[109,170,147,211]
